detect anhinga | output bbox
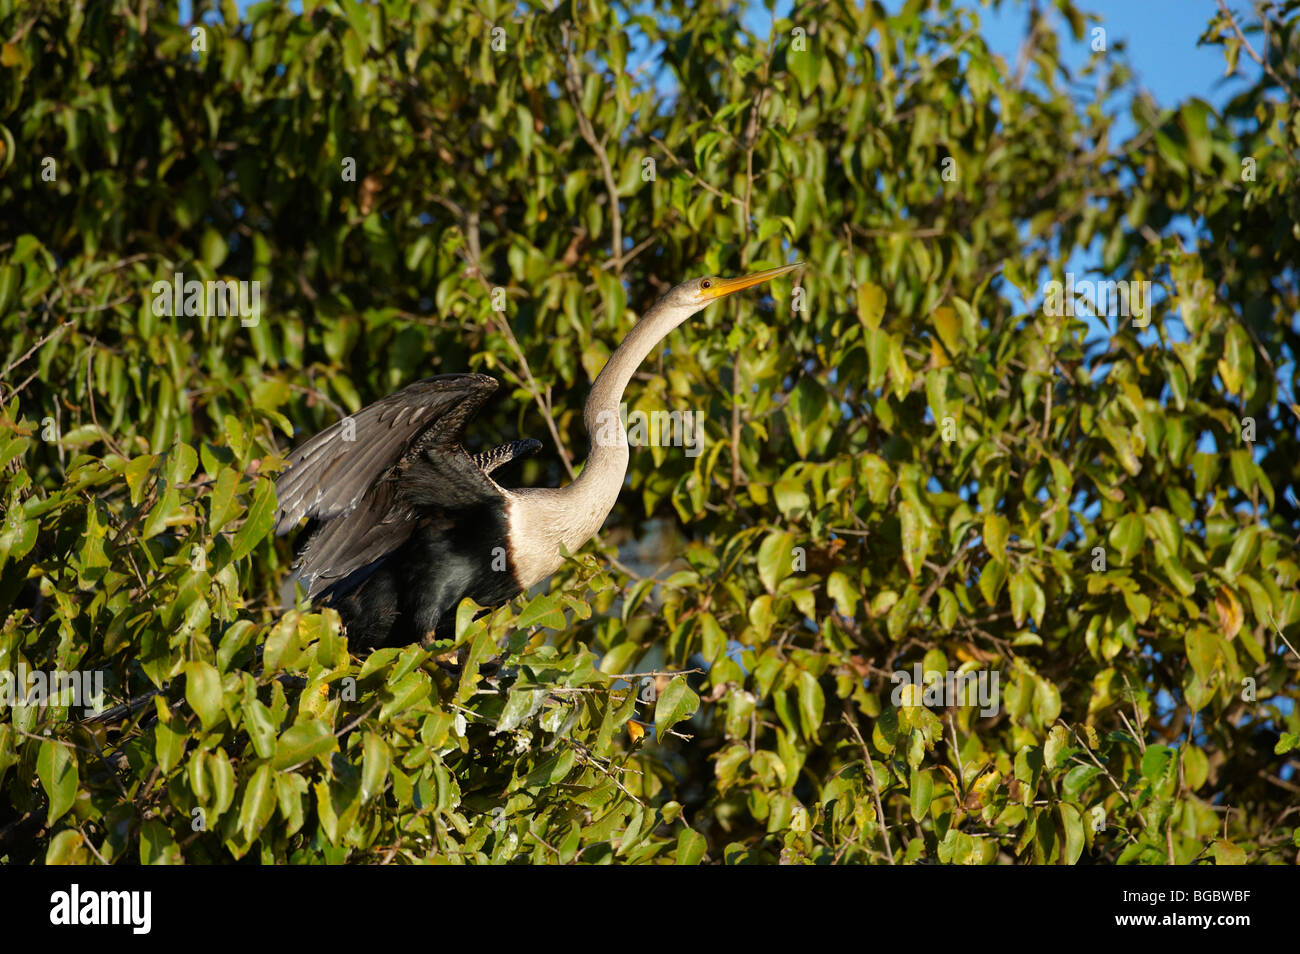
[274,263,802,649]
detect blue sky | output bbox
[977,0,1252,111]
[732,1,1256,113]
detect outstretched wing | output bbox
[275,373,502,602]
[275,374,500,533]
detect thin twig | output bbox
[648,136,742,208]
[1062,721,1133,807]
[1,322,70,385]
[562,22,623,276]
[1266,613,1300,661]
[1216,0,1298,104]
[844,710,895,864]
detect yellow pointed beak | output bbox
[700,262,804,301]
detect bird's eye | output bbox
[700,279,712,289]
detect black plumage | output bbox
[274,374,539,650]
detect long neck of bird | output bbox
[549,299,695,549]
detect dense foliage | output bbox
[1,0,1297,864]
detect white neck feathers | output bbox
[504,298,698,588]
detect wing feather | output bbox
[275,373,503,603]
[274,373,497,534]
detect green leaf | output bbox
[518,749,576,790]
[1044,724,1070,770]
[45,830,88,865]
[789,45,818,97]
[899,499,930,579]
[208,466,241,534]
[796,669,825,740]
[516,591,565,630]
[757,530,796,593]
[932,305,962,355]
[1179,99,1212,172]
[909,767,933,822]
[185,661,224,731]
[1217,323,1254,396]
[230,477,276,561]
[273,719,338,770]
[1109,513,1145,566]
[1224,527,1258,578]
[1140,745,1175,783]
[1059,803,1085,865]
[654,676,700,742]
[675,827,707,864]
[497,687,546,733]
[1062,764,1103,795]
[1211,840,1246,865]
[979,558,1007,606]
[983,512,1009,560]
[237,762,276,843]
[242,696,278,760]
[37,740,78,825]
[826,570,858,617]
[856,283,887,331]
[383,670,432,719]
[361,733,390,802]
[122,457,154,506]
[1009,570,1034,628]
[1185,629,1218,684]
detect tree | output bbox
[0,0,1296,864]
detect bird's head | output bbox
[584,261,805,434]
[657,262,804,319]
